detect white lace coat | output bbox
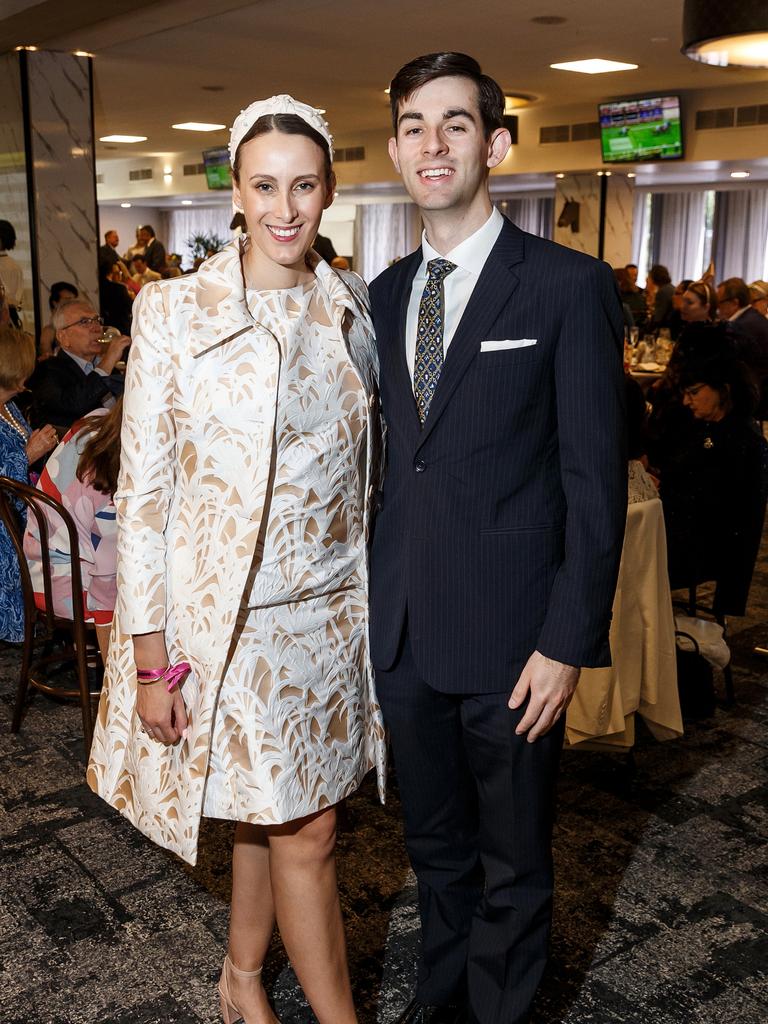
[87,241,386,865]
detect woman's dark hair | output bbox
[75,397,123,495]
[649,264,671,286]
[614,267,632,293]
[684,280,717,319]
[232,114,333,186]
[0,220,17,251]
[676,326,759,418]
[388,52,505,138]
[48,281,78,311]
[676,279,693,293]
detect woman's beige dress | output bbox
[87,242,386,865]
[204,280,373,823]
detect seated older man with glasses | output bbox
[31,299,129,430]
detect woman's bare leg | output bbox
[95,623,112,666]
[268,807,357,1024]
[227,822,279,1023]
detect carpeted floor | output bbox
[1,541,767,1024]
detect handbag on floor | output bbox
[675,630,715,719]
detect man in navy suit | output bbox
[368,53,627,1024]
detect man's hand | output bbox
[508,651,580,743]
[98,333,130,374]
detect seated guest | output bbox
[621,264,647,329]
[31,300,128,430]
[668,279,693,339]
[647,264,675,331]
[613,268,636,333]
[24,401,121,663]
[718,276,768,417]
[680,280,717,327]
[749,280,768,319]
[130,254,161,288]
[656,334,768,616]
[39,281,79,359]
[0,326,58,641]
[98,260,133,336]
[138,224,166,272]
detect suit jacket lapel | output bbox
[416,219,526,451]
[382,251,422,443]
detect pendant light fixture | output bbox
[682,0,768,68]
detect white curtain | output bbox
[632,189,652,282]
[495,197,553,239]
[166,207,235,268]
[353,203,421,282]
[651,191,708,282]
[712,188,768,282]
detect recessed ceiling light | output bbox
[73,50,94,58]
[683,2,768,68]
[172,122,226,132]
[384,87,391,95]
[550,59,639,74]
[120,202,132,208]
[181,200,193,205]
[99,134,147,143]
[627,172,637,178]
[556,173,565,179]
[15,45,38,51]
[504,94,534,111]
[730,170,750,178]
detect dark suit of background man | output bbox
[368,53,627,1024]
[32,300,128,429]
[138,224,166,273]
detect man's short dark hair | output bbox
[141,224,155,238]
[718,277,750,308]
[0,220,17,251]
[388,52,505,138]
[625,263,638,270]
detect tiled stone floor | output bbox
[1,538,766,1023]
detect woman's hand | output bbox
[26,425,57,463]
[133,631,189,745]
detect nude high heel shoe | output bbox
[218,954,268,1024]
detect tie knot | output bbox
[427,258,456,282]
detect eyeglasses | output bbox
[60,315,104,330]
[682,383,706,398]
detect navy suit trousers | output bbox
[376,630,565,1024]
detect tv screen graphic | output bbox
[598,96,683,163]
[203,147,232,190]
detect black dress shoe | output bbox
[394,997,468,1023]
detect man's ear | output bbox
[324,172,337,210]
[387,137,401,174]
[487,127,512,170]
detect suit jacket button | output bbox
[414,459,426,473]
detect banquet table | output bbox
[565,494,683,750]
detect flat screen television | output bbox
[203,147,232,190]
[598,96,683,163]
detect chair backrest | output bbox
[0,476,89,651]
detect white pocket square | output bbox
[480,338,537,352]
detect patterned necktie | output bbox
[413,258,456,425]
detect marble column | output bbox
[554,172,635,267]
[0,49,98,340]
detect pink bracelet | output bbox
[136,662,191,693]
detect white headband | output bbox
[229,94,334,166]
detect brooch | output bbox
[703,436,714,449]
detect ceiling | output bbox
[2,0,767,163]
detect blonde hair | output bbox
[0,325,35,390]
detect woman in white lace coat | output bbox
[87,97,386,1024]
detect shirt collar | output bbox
[420,207,504,276]
[62,349,95,373]
[729,306,749,322]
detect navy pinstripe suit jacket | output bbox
[368,217,628,692]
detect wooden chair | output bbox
[0,475,100,753]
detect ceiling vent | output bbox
[128,168,153,181]
[335,146,365,162]
[571,121,600,141]
[183,162,206,176]
[540,124,570,144]
[735,104,768,126]
[695,107,735,129]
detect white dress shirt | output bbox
[406,207,504,385]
